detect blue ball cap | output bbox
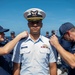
[0,26,9,33]
[10,31,15,34]
[59,22,75,36]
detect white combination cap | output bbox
[24,8,46,21]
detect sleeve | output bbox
[49,44,56,63]
[12,42,22,63]
[51,46,58,61]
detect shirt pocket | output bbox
[20,48,31,63]
[39,48,50,60]
[40,48,50,54]
[20,48,30,54]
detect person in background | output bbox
[45,31,50,38]
[0,25,28,75]
[12,8,57,75]
[10,31,16,40]
[50,30,59,38]
[50,22,75,75]
[51,30,56,36]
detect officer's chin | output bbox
[33,32,40,35]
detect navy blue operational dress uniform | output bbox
[0,26,13,75]
[68,42,75,75]
[59,22,75,75]
[59,39,72,73]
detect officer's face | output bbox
[28,20,42,35]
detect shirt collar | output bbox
[25,34,43,43]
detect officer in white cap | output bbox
[12,8,57,75]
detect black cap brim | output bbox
[0,29,9,33]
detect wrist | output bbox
[54,43,60,48]
[16,35,22,40]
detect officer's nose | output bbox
[33,23,38,26]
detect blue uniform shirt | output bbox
[12,35,56,75]
[0,39,12,75]
[68,43,75,75]
[60,39,75,75]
